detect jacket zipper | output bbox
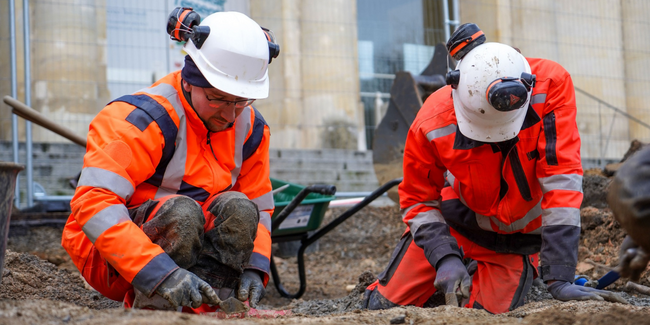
[206,131,218,161]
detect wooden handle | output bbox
[3,96,87,148]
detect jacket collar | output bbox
[453,104,541,151]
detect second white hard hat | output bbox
[451,42,532,142]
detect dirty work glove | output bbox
[547,281,628,304]
[238,270,266,308]
[434,256,471,306]
[155,268,222,309]
[615,235,650,282]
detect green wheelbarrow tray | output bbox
[270,178,336,237]
[268,177,403,299]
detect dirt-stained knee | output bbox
[141,196,205,269]
[189,192,259,288]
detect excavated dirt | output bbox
[2,170,650,324]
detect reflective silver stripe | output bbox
[231,107,252,186]
[475,198,543,233]
[542,207,581,227]
[142,83,185,115]
[539,174,583,194]
[408,209,446,237]
[446,171,468,206]
[252,191,274,211]
[532,93,546,105]
[401,203,421,216]
[82,204,131,244]
[475,214,493,231]
[139,84,189,199]
[426,124,456,142]
[400,200,441,217]
[259,211,272,231]
[77,167,134,201]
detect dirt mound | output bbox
[0,250,121,310]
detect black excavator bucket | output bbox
[372,43,454,202]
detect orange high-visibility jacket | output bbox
[61,71,274,296]
[400,58,582,282]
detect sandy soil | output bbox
[2,169,650,324]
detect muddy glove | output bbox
[547,281,628,304]
[155,268,222,309]
[434,256,471,306]
[615,235,650,282]
[238,270,266,308]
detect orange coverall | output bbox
[61,71,273,305]
[367,57,583,313]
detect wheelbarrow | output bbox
[269,177,402,299]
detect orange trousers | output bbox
[366,227,538,314]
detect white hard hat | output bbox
[450,42,534,142]
[184,11,270,99]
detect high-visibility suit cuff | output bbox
[131,253,179,297]
[539,264,576,283]
[246,252,270,286]
[426,243,463,270]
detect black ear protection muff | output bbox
[261,27,280,63]
[167,7,210,49]
[166,7,281,63]
[485,72,536,112]
[445,70,461,89]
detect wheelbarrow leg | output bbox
[269,253,307,299]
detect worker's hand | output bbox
[155,268,222,309]
[615,235,650,282]
[434,256,471,306]
[547,281,628,304]
[237,270,266,308]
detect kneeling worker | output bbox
[62,8,280,312]
[364,23,626,313]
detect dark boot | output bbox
[362,287,399,310]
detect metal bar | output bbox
[334,191,388,198]
[358,72,396,80]
[3,96,88,147]
[604,110,618,160]
[598,102,603,166]
[301,178,402,248]
[23,0,33,207]
[9,0,20,207]
[360,92,390,99]
[575,87,650,130]
[451,0,460,30]
[442,0,450,41]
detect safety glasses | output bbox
[204,94,255,109]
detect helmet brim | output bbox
[453,91,530,143]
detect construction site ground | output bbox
[2,169,650,324]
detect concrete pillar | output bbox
[251,0,362,149]
[31,0,108,143]
[622,0,650,141]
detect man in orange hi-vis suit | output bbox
[61,9,280,312]
[363,24,626,313]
